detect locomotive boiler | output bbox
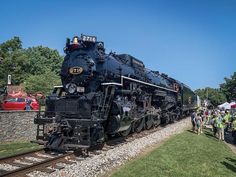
[34,34,197,151]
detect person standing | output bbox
[232,116,236,144]
[207,112,212,126]
[204,109,209,125]
[201,113,204,133]
[196,113,202,135]
[216,112,224,141]
[211,113,218,137]
[208,109,212,125]
[223,111,231,133]
[26,98,32,111]
[191,111,196,132]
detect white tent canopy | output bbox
[218,102,236,110]
[225,102,236,110]
[218,102,229,109]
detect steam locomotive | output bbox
[34,34,197,151]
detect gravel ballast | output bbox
[30,118,191,177]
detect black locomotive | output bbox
[34,34,197,151]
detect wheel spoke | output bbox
[145,116,154,129]
[134,118,144,133]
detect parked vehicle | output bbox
[1,97,39,110]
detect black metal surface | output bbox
[34,34,197,152]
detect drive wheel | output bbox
[145,116,154,130]
[134,118,145,133]
[153,114,161,127]
[120,125,132,137]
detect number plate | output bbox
[77,86,85,93]
[81,35,97,43]
[69,67,83,75]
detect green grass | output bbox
[112,129,236,177]
[0,142,42,158]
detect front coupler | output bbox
[34,112,105,151]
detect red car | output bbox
[1,97,39,110]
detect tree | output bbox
[0,36,22,58]
[0,37,63,91]
[220,72,236,102]
[0,37,29,86]
[23,46,63,95]
[195,87,227,106]
[25,46,63,75]
[24,69,61,95]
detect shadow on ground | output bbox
[203,126,236,145]
[204,130,219,141]
[226,157,236,164]
[224,132,236,145]
[187,129,195,134]
[221,157,236,173]
[187,126,236,174]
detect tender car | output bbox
[1,97,39,110]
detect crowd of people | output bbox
[191,108,236,144]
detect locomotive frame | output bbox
[34,34,197,152]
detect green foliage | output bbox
[24,69,61,95]
[195,87,227,106]
[0,36,22,58]
[1,51,31,85]
[25,46,63,75]
[0,37,63,94]
[112,130,236,177]
[220,72,236,102]
[0,37,28,86]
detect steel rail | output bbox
[0,152,73,177]
[0,148,44,162]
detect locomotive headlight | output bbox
[66,83,77,94]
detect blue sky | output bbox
[0,0,236,90]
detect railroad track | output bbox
[0,149,75,177]
[0,118,187,177]
[89,120,173,155]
